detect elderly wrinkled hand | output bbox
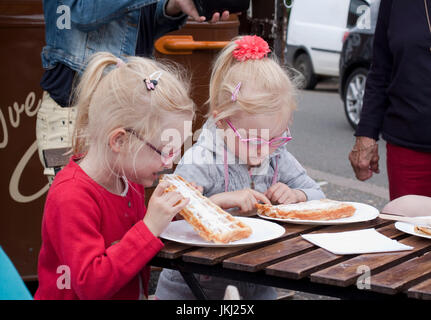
[349,136,380,181]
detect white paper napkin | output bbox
[301,228,413,255]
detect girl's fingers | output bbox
[247,197,255,212]
[265,184,281,201]
[278,192,290,204]
[284,197,296,205]
[172,197,190,213]
[245,194,259,212]
[239,196,252,212]
[165,192,183,206]
[265,185,275,200]
[241,202,252,213]
[266,184,281,202]
[162,189,178,199]
[251,190,271,204]
[153,181,171,197]
[273,185,288,202]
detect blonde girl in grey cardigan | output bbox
[155,35,324,300]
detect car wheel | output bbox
[293,53,318,90]
[344,68,368,130]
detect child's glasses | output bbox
[124,128,181,164]
[225,119,292,148]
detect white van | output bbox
[285,0,371,89]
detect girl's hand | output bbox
[143,181,190,237]
[265,183,307,205]
[210,189,271,213]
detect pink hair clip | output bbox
[144,71,163,91]
[231,82,242,102]
[116,57,125,68]
[144,78,156,90]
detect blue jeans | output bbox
[155,268,277,300]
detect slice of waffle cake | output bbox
[256,199,356,221]
[414,226,431,236]
[160,174,252,244]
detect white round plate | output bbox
[395,218,431,240]
[257,201,379,225]
[160,217,285,248]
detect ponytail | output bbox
[72,52,119,155]
[70,52,194,163]
[208,40,238,116]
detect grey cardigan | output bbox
[175,118,325,201]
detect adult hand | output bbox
[349,136,380,181]
[165,0,230,22]
[265,182,307,204]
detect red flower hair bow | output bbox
[232,35,271,62]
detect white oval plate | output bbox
[395,218,431,240]
[257,201,379,225]
[160,217,285,248]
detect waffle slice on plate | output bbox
[256,199,356,221]
[160,174,252,244]
[415,226,431,236]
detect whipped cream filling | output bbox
[163,175,236,234]
[270,200,343,212]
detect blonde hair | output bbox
[71,52,194,177]
[208,36,297,123]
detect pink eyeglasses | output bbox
[125,128,181,164]
[225,119,292,148]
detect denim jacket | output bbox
[42,0,187,73]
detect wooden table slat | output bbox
[223,236,315,272]
[266,248,343,280]
[407,277,431,300]
[222,218,388,272]
[308,218,390,234]
[369,251,431,295]
[181,223,322,265]
[157,241,195,259]
[265,224,404,280]
[310,235,431,288]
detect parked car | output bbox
[286,0,371,89]
[339,0,381,129]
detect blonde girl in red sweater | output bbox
[35,52,194,299]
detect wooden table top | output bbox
[152,217,431,300]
